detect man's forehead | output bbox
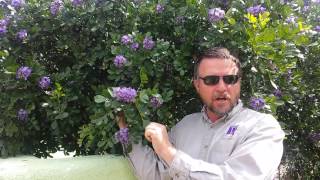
[199,58,238,74]
[200,58,237,67]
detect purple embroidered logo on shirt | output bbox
[226,125,238,136]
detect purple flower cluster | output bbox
[143,36,155,50]
[312,0,320,3]
[247,5,266,16]
[121,34,133,45]
[120,34,139,50]
[286,15,297,24]
[273,89,282,98]
[71,0,82,6]
[130,42,139,51]
[250,97,265,111]
[176,16,186,24]
[156,4,164,13]
[0,19,9,27]
[286,69,293,81]
[115,127,129,144]
[17,109,28,122]
[0,19,9,36]
[11,0,24,9]
[150,96,163,108]
[208,8,225,22]
[17,29,27,41]
[315,25,320,32]
[16,66,32,80]
[39,76,51,89]
[50,0,64,16]
[303,5,310,12]
[0,0,6,8]
[309,132,320,143]
[113,55,127,68]
[113,87,137,103]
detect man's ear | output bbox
[193,78,200,92]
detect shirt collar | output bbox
[201,100,243,125]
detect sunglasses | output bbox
[199,75,240,85]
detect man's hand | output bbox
[145,122,177,165]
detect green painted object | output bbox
[0,155,137,180]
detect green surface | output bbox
[0,155,137,180]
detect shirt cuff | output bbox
[168,150,190,178]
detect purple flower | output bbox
[156,4,164,13]
[113,55,127,68]
[113,87,137,103]
[0,19,9,27]
[303,5,310,12]
[286,15,297,24]
[315,25,320,32]
[17,109,28,122]
[143,36,155,50]
[71,0,82,6]
[273,89,282,98]
[286,69,293,81]
[17,29,27,41]
[247,5,266,16]
[312,0,320,3]
[0,26,7,35]
[121,34,133,45]
[11,0,25,9]
[208,8,225,22]
[39,76,51,89]
[250,97,265,111]
[50,0,63,16]
[0,19,8,36]
[16,66,32,80]
[115,127,129,144]
[0,0,7,8]
[150,95,163,108]
[176,16,186,24]
[309,132,320,143]
[130,42,139,50]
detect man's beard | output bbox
[206,102,236,117]
[203,93,240,117]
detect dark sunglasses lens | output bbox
[204,76,219,85]
[223,75,239,84]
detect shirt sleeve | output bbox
[127,142,171,180]
[127,128,178,180]
[168,115,285,180]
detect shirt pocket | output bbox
[208,135,240,164]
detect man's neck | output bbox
[206,110,223,123]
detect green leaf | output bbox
[227,17,236,25]
[55,112,69,119]
[186,0,197,6]
[139,91,149,103]
[104,98,111,107]
[97,141,106,148]
[94,95,106,103]
[51,121,58,130]
[139,67,148,88]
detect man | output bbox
[119,47,285,179]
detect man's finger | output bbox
[145,130,153,142]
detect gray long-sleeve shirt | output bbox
[128,101,285,180]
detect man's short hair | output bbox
[193,47,242,79]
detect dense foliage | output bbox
[0,0,319,178]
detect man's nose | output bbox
[215,77,227,91]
